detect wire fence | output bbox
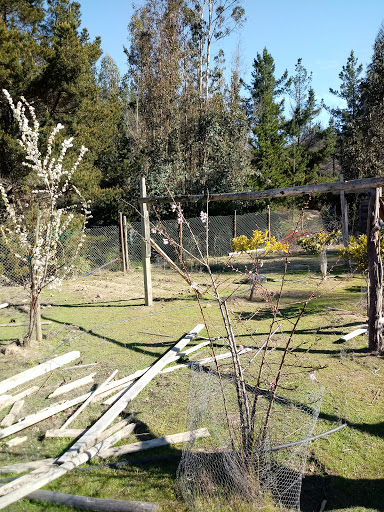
[0,209,328,286]
[127,209,326,266]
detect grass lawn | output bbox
[0,250,383,512]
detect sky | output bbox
[80,0,384,126]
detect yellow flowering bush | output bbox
[339,233,384,273]
[232,230,289,255]
[297,230,340,254]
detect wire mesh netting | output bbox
[178,363,323,511]
[0,209,328,285]
[128,209,326,265]
[0,226,121,286]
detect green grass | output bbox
[0,252,383,512]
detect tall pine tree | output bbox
[247,48,288,190]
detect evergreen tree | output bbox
[285,58,334,186]
[329,50,363,180]
[358,24,384,177]
[246,48,288,189]
[0,0,45,183]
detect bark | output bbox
[367,189,383,353]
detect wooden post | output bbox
[340,173,349,247]
[233,210,237,239]
[123,215,130,270]
[140,177,153,306]
[119,212,127,272]
[267,205,271,240]
[178,203,183,260]
[367,188,383,353]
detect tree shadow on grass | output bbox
[39,315,181,357]
[48,296,196,308]
[301,474,384,512]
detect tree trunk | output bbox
[367,188,383,353]
[319,249,327,278]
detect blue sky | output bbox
[80,0,384,125]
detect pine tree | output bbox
[329,50,363,180]
[285,58,334,186]
[246,48,288,190]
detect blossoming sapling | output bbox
[0,90,91,345]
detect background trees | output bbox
[1,0,384,225]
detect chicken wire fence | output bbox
[0,226,121,286]
[0,209,327,285]
[128,209,326,266]
[178,362,323,512]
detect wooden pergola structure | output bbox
[138,176,384,353]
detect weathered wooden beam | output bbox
[140,177,153,306]
[45,418,130,439]
[21,489,159,512]
[150,238,195,288]
[5,436,27,448]
[367,188,383,353]
[48,373,96,399]
[162,347,253,374]
[138,176,384,205]
[0,400,24,427]
[0,379,128,440]
[0,423,137,508]
[99,428,210,459]
[0,386,38,411]
[103,339,210,406]
[60,370,118,429]
[0,459,57,474]
[58,325,205,463]
[0,351,80,395]
[339,326,368,342]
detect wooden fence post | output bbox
[367,188,383,352]
[119,212,127,273]
[233,210,237,239]
[340,173,349,247]
[140,177,153,306]
[123,215,130,270]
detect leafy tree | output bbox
[246,48,288,190]
[124,0,249,217]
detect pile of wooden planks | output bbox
[0,323,235,511]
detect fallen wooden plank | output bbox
[5,436,27,448]
[45,417,131,439]
[0,459,57,474]
[339,326,368,342]
[162,347,253,373]
[0,378,137,440]
[0,322,51,327]
[0,400,24,427]
[99,428,210,459]
[103,339,211,406]
[177,340,210,358]
[63,362,98,371]
[22,489,159,512]
[0,422,137,508]
[48,373,97,399]
[0,386,39,411]
[58,324,205,463]
[0,351,80,395]
[60,370,118,429]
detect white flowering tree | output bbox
[0,90,90,346]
